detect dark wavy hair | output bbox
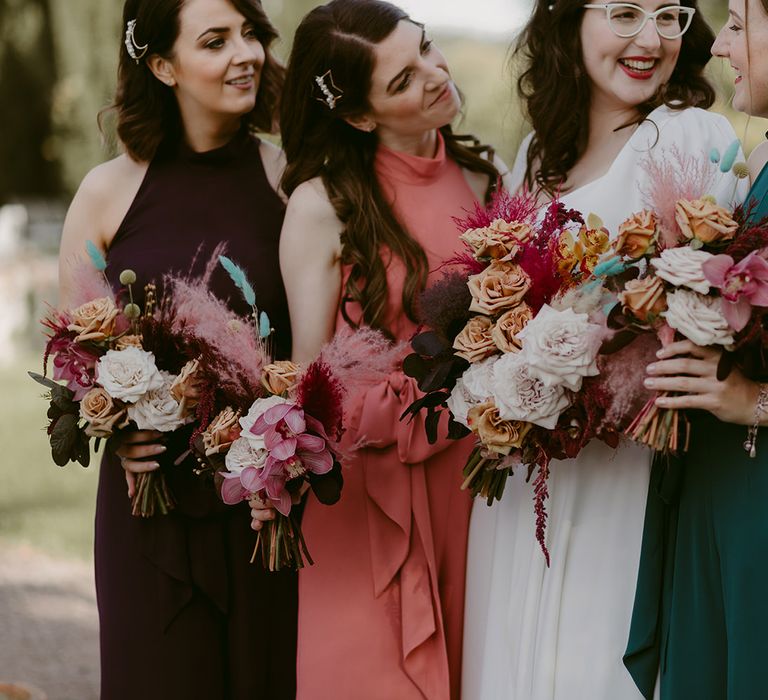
[103,0,284,162]
[515,0,716,194]
[280,0,499,334]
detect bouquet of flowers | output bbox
[402,190,624,561]
[31,244,206,516]
[187,257,399,570]
[599,146,768,453]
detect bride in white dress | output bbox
[462,1,747,698]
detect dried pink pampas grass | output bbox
[63,257,113,308]
[640,146,716,248]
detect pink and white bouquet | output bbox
[600,148,768,452]
[403,191,621,561]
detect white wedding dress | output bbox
[462,105,748,700]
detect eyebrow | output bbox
[197,27,230,40]
[385,26,427,94]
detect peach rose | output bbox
[675,198,738,244]
[114,334,143,350]
[491,304,533,353]
[202,407,242,455]
[170,358,203,411]
[466,401,533,455]
[453,316,498,363]
[79,387,128,438]
[461,219,533,260]
[468,261,531,315]
[618,275,667,323]
[614,210,659,259]
[68,297,119,343]
[261,361,301,395]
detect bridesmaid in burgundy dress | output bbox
[57,0,295,697]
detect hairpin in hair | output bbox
[125,19,149,63]
[314,70,343,110]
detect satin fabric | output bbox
[296,134,476,700]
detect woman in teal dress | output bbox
[624,1,768,697]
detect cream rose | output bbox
[516,305,602,391]
[80,387,128,438]
[225,436,268,473]
[491,304,533,353]
[468,260,531,315]
[466,402,532,455]
[68,297,119,343]
[618,276,667,323]
[127,371,189,432]
[491,352,570,429]
[675,198,738,244]
[453,316,498,363]
[239,396,288,447]
[202,407,241,455]
[96,346,164,403]
[614,210,659,259]
[446,357,497,428]
[261,361,301,395]
[650,247,714,294]
[663,289,734,347]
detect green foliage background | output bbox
[1,0,759,206]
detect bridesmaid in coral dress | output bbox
[249,1,503,697]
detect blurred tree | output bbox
[47,0,121,195]
[0,0,60,205]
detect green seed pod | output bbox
[119,269,137,285]
[732,162,750,180]
[123,303,141,319]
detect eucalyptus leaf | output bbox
[28,371,60,391]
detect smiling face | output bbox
[362,20,459,143]
[712,0,768,117]
[580,1,684,113]
[161,0,265,132]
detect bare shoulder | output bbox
[281,177,342,255]
[749,141,768,183]
[63,154,148,250]
[258,139,287,201]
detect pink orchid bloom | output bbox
[50,336,99,400]
[250,403,335,477]
[703,251,768,332]
[220,465,293,515]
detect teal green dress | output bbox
[624,164,768,699]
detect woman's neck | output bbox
[377,128,439,158]
[182,117,242,153]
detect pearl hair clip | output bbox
[125,19,149,63]
[314,70,343,110]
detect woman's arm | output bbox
[58,155,147,307]
[279,178,344,363]
[644,340,763,425]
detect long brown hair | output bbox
[280,0,499,334]
[103,0,284,162]
[515,0,716,194]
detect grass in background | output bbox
[0,352,98,560]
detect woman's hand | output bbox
[114,430,166,498]
[644,340,760,425]
[249,495,276,531]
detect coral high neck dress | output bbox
[296,133,477,700]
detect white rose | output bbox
[447,357,497,428]
[238,395,288,447]
[492,352,570,429]
[127,371,189,432]
[650,247,714,294]
[225,436,268,474]
[516,305,602,391]
[96,347,163,404]
[663,289,734,347]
